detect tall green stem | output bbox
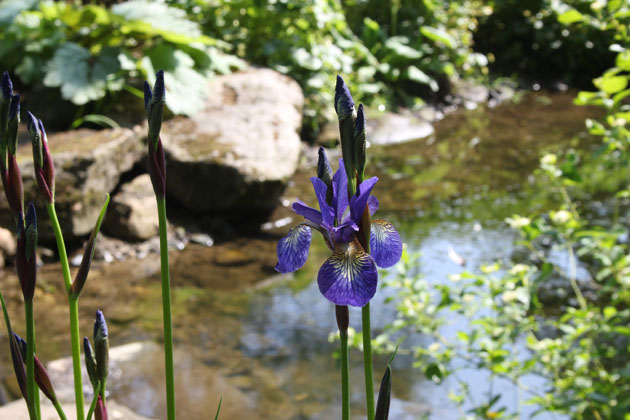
[340,329,350,420]
[46,203,84,420]
[25,301,39,420]
[362,303,375,420]
[157,198,175,420]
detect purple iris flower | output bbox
[275,150,402,307]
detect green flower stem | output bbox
[362,303,375,420]
[25,301,39,420]
[52,400,68,420]
[46,203,84,420]
[157,198,176,420]
[85,381,102,420]
[340,328,350,420]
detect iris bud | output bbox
[144,71,166,198]
[27,112,55,203]
[334,76,356,196]
[317,147,334,205]
[354,104,367,183]
[95,395,108,420]
[9,333,27,401]
[14,333,58,403]
[84,337,98,390]
[335,305,349,334]
[93,310,109,388]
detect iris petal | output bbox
[367,195,379,216]
[317,241,378,307]
[312,177,335,228]
[370,220,403,268]
[350,177,378,223]
[292,200,322,226]
[275,225,312,273]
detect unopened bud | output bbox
[93,310,109,386]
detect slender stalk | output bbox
[25,301,39,420]
[52,400,68,420]
[157,198,176,420]
[85,381,102,420]
[68,297,84,420]
[362,303,375,420]
[45,203,84,420]
[340,329,350,420]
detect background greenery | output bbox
[0,0,621,136]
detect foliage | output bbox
[169,0,489,136]
[0,0,243,118]
[475,0,620,87]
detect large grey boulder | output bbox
[160,68,303,214]
[104,174,158,242]
[0,128,143,243]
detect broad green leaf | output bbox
[112,0,201,37]
[557,9,584,24]
[406,65,439,91]
[143,45,208,116]
[384,37,422,60]
[43,43,122,105]
[420,26,456,49]
[594,74,628,95]
[616,50,630,71]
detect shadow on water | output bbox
[0,91,597,418]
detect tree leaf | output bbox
[557,9,584,25]
[420,26,456,49]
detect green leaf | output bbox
[406,66,439,91]
[617,50,630,71]
[594,74,628,95]
[43,43,122,105]
[143,45,208,116]
[557,9,584,24]
[420,26,456,49]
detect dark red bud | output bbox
[335,305,349,333]
[95,395,108,420]
[6,152,23,218]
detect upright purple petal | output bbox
[317,241,378,307]
[312,177,334,228]
[350,176,378,223]
[370,220,403,268]
[367,196,379,216]
[332,159,349,223]
[292,200,322,226]
[275,225,312,273]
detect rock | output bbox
[369,112,434,145]
[0,227,15,258]
[0,128,144,243]
[0,399,155,420]
[104,174,159,242]
[450,79,490,104]
[160,68,303,215]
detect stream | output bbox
[0,91,597,419]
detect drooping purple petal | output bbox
[292,199,322,226]
[349,176,378,223]
[312,177,334,228]
[370,220,403,268]
[332,159,349,223]
[275,225,312,273]
[367,196,379,216]
[317,241,378,307]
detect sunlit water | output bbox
[0,92,596,419]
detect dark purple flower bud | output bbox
[334,75,354,120]
[143,81,152,111]
[16,203,37,301]
[95,395,108,420]
[84,337,98,390]
[374,364,392,420]
[7,94,19,155]
[9,333,27,401]
[71,195,109,297]
[335,305,349,333]
[145,70,165,148]
[5,151,24,218]
[2,71,13,101]
[317,147,334,205]
[14,333,58,403]
[27,112,55,203]
[148,137,166,198]
[354,104,367,182]
[93,310,109,386]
